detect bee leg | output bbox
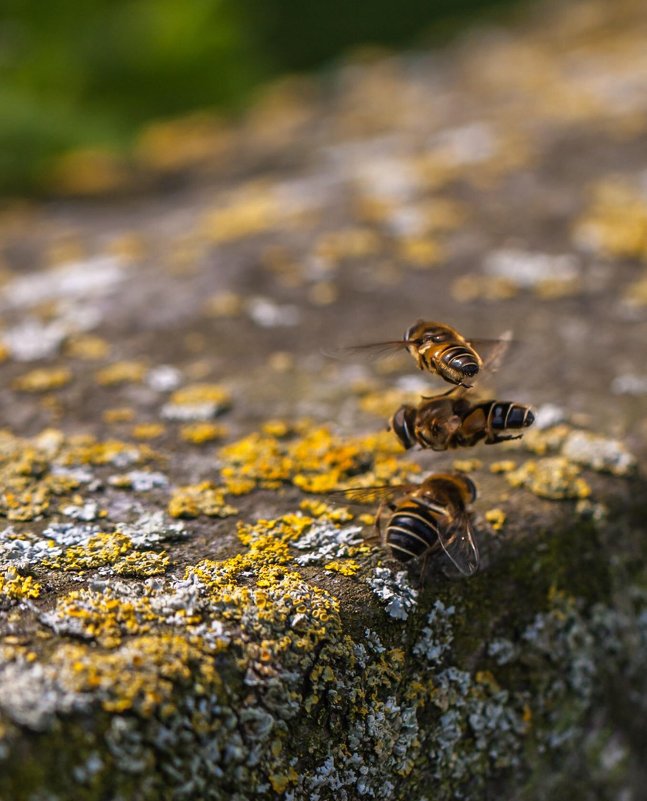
[486,434,523,444]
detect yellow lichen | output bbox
[324,560,361,576]
[219,425,418,495]
[0,568,42,600]
[64,335,110,360]
[299,498,353,523]
[112,550,170,577]
[12,368,72,393]
[168,383,231,409]
[43,532,134,571]
[103,407,136,424]
[237,514,314,546]
[489,460,517,474]
[573,179,647,261]
[168,482,238,519]
[398,236,443,268]
[95,361,147,386]
[452,458,483,473]
[131,423,166,440]
[485,508,506,531]
[506,457,591,500]
[179,422,229,444]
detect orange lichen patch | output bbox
[103,407,136,424]
[0,431,84,520]
[59,436,144,467]
[168,482,238,519]
[452,459,483,473]
[59,632,217,716]
[506,457,591,500]
[189,550,341,647]
[237,514,315,547]
[299,499,353,523]
[522,425,571,456]
[179,422,229,444]
[573,180,647,260]
[0,342,9,363]
[169,383,231,409]
[219,425,418,496]
[12,368,72,393]
[43,532,133,571]
[131,423,166,440]
[112,550,170,577]
[324,560,361,576]
[64,334,110,360]
[485,508,507,532]
[95,361,147,386]
[50,588,158,646]
[489,460,517,474]
[0,568,42,600]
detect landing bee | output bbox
[391,387,535,451]
[343,320,505,387]
[340,473,479,576]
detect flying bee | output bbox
[391,387,535,451]
[340,320,506,387]
[339,473,479,576]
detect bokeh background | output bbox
[1,0,521,195]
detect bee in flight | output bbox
[343,320,504,387]
[339,473,479,576]
[391,387,535,451]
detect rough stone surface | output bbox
[1,2,647,799]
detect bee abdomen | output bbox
[489,402,534,430]
[391,405,418,450]
[386,504,440,562]
[439,344,480,377]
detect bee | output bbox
[342,320,505,387]
[391,387,535,451]
[340,473,479,575]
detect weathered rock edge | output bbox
[1,475,646,801]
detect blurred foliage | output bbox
[0,0,522,195]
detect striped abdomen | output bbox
[436,343,480,382]
[486,401,534,431]
[386,497,445,563]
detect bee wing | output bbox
[436,511,480,576]
[328,483,414,507]
[323,339,410,363]
[467,330,513,375]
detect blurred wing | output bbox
[323,339,410,363]
[328,483,413,506]
[467,330,513,375]
[436,512,480,576]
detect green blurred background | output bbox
[0,0,521,196]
